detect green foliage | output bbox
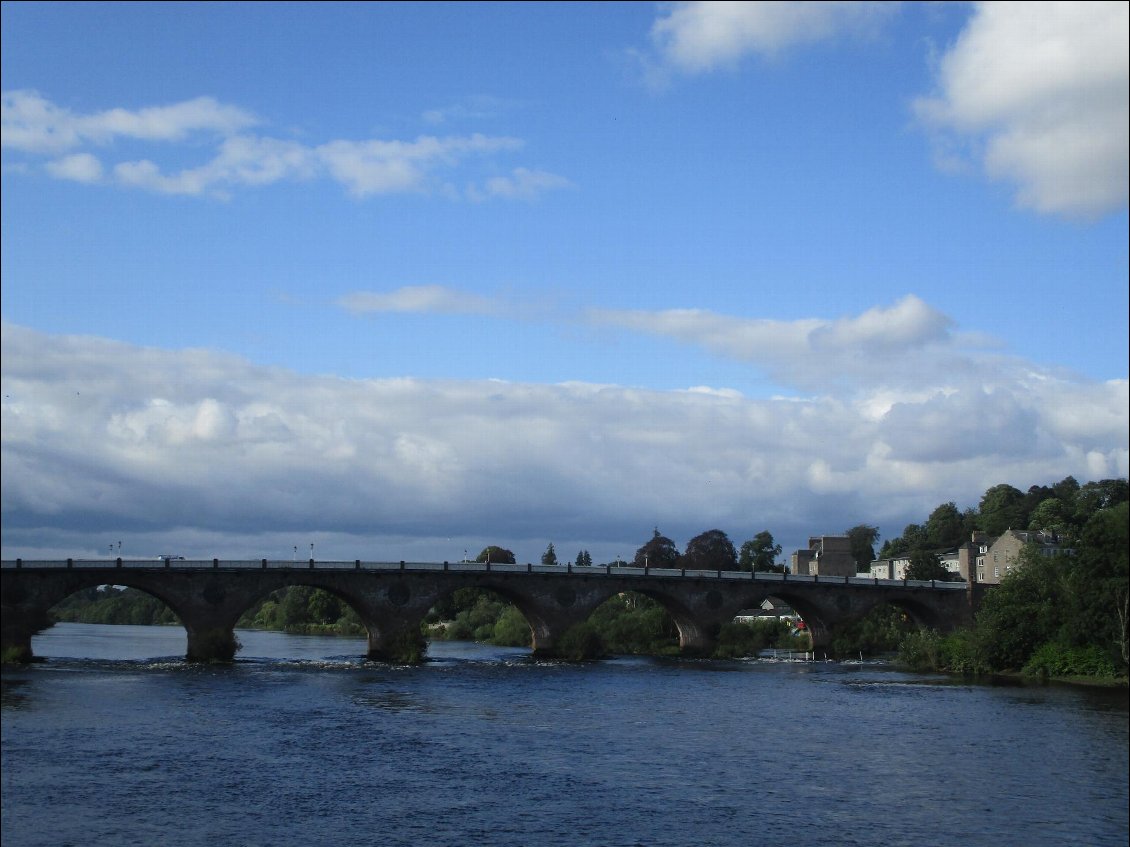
[904,550,954,582]
[1022,643,1119,679]
[739,531,782,572]
[236,587,365,636]
[476,546,516,564]
[430,589,530,646]
[897,628,991,675]
[683,529,737,570]
[51,586,180,626]
[588,592,680,655]
[830,605,917,657]
[844,524,880,572]
[633,528,680,568]
[556,622,605,661]
[897,495,1129,679]
[2,645,35,664]
[541,543,558,566]
[978,484,1027,536]
[491,605,533,647]
[1067,501,1129,665]
[574,550,592,567]
[926,502,964,549]
[711,619,791,659]
[897,629,942,672]
[975,547,1067,670]
[384,628,427,664]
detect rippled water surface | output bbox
[3,624,1127,847]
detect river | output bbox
[2,623,1127,847]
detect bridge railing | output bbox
[0,558,968,588]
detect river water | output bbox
[2,624,1127,847]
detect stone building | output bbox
[790,535,856,577]
[977,529,1071,584]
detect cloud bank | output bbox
[3,299,1125,563]
[0,91,568,201]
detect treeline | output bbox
[895,484,1128,680]
[493,531,787,573]
[880,476,1127,557]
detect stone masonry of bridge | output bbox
[0,560,989,663]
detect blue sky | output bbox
[2,1,1127,565]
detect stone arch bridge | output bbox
[1,559,987,663]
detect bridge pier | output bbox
[185,624,241,663]
[2,614,45,664]
[366,621,427,664]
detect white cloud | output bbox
[916,1,1130,218]
[45,152,103,183]
[316,133,523,197]
[649,1,897,73]
[588,294,970,391]
[2,92,563,201]
[476,167,573,201]
[2,317,1125,563]
[337,285,499,316]
[1,90,258,154]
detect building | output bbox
[735,598,797,625]
[868,548,968,581]
[977,529,1072,584]
[867,530,1070,584]
[790,535,856,577]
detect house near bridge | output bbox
[840,529,1073,585]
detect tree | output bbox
[1071,479,1130,528]
[739,531,782,572]
[926,502,964,549]
[541,543,558,566]
[476,546,515,564]
[844,524,880,572]
[633,528,679,568]
[903,550,952,582]
[683,529,738,571]
[974,545,1067,670]
[575,550,592,567]
[1052,475,1080,503]
[1067,501,1129,665]
[307,589,342,625]
[979,483,1026,536]
[1027,498,1071,535]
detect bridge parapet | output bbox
[0,559,968,590]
